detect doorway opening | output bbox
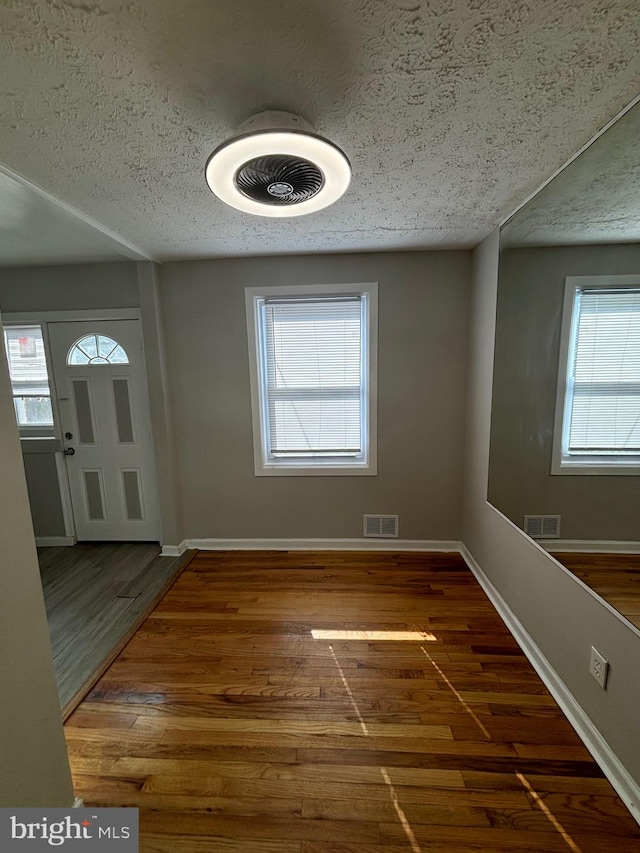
[2,313,181,715]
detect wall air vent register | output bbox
[364,514,399,538]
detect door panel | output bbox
[112,378,135,444]
[48,320,159,541]
[72,379,97,444]
[83,468,106,520]
[121,469,144,520]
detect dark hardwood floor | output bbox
[64,551,640,852]
[38,542,188,715]
[550,552,640,631]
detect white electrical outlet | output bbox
[589,646,609,689]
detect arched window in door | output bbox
[66,334,129,365]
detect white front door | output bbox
[48,320,160,541]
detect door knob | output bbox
[63,447,76,456]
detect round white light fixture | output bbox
[205,111,351,217]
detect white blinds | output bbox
[260,296,364,457]
[568,289,640,453]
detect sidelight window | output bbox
[3,325,54,432]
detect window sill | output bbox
[255,461,377,477]
[552,458,640,476]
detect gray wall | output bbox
[0,262,139,312]
[463,232,640,808]
[22,449,66,537]
[488,244,640,540]
[138,262,184,546]
[160,251,471,541]
[0,306,74,806]
[0,262,141,540]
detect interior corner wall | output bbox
[489,243,640,540]
[159,250,471,542]
[462,231,640,797]
[0,306,74,807]
[137,261,184,547]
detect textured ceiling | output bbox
[502,99,640,247]
[1,0,639,264]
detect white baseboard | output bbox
[35,536,76,547]
[539,539,640,554]
[160,542,188,557]
[72,797,84,808]
[184,537,462,552]
[460,544,640,824]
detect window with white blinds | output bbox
[554,278,640,473]
[246,283,377,475]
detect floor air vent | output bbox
[364,514,399,538]
[524,515,561,538]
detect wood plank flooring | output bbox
[550,552,640,631]
[38,542,188,714]
[65,551,640,852]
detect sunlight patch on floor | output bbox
[312,629,436,641]
[516,772,583,853]
[328,643,424,853]
[420,645,492,739]
[328,644,369,735]
[381,767,423,853]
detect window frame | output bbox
[245,282,378,476]
[66,333,130,366]
[551,274,640,475]
[2,323,56,438]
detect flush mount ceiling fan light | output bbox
[205,111,351,217]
